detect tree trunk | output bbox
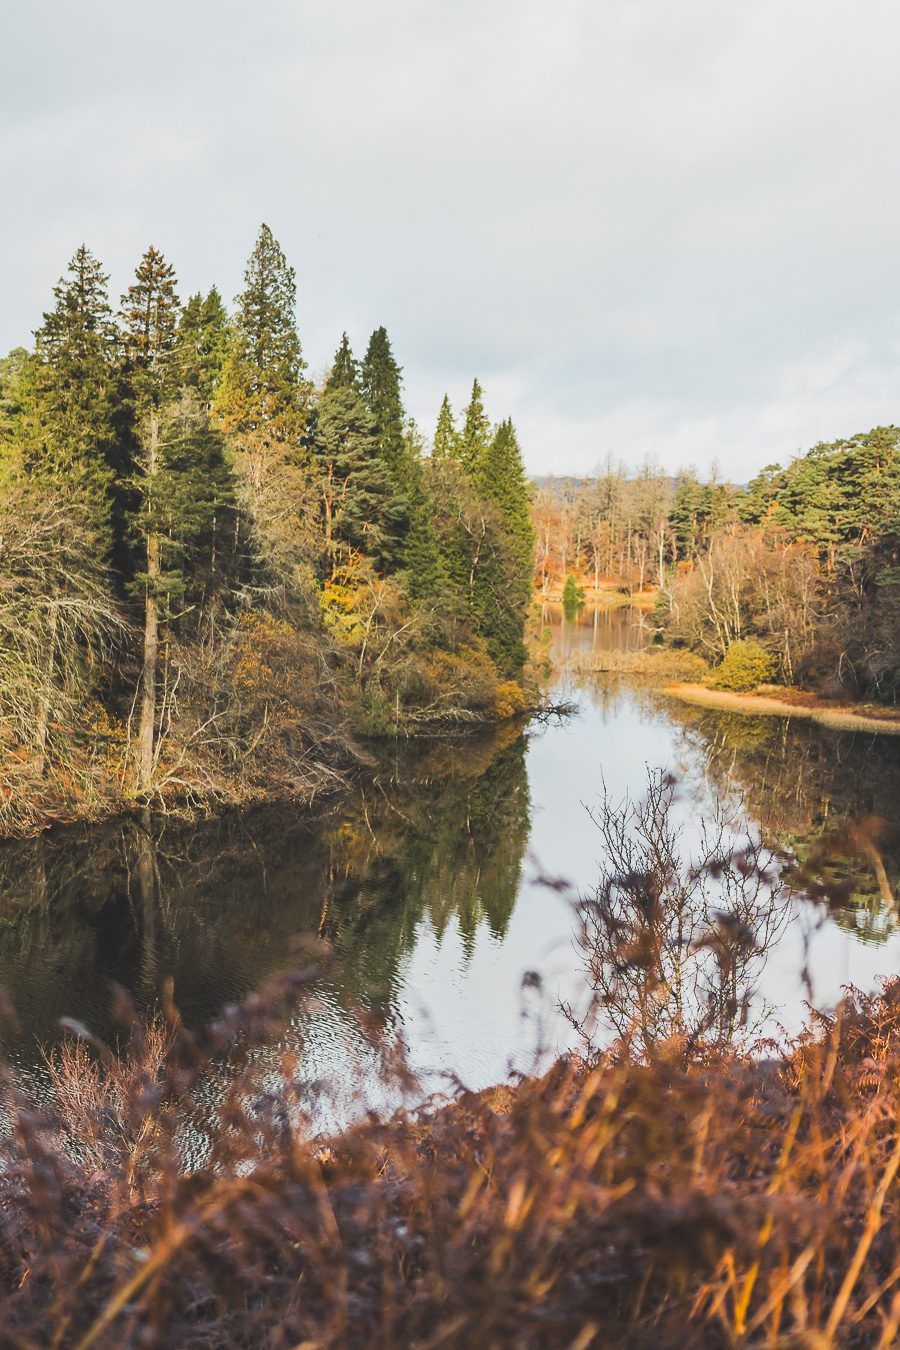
[137,411,160,793]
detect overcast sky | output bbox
[2,1,900,478]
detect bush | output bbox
[494,679,527,719]
[710,639,777,691]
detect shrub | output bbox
[494,679,527,719]
[711,638,777,691]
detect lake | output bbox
[1,604,898,1132]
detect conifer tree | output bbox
[120,246,181,793]
[401,422,444,602]
[311,337,401,579]
[177,288,230,406]
[360,326,418,570]
[432,394,458,460]
[476,418,535,582]
[361,326,406,481]
[329,332,359,390]
[215,224,307,442]
[24,246,119,539]
[214,227,315,600]
[459,378,492,475]
[0,348,28,457]
[7,248,122,775]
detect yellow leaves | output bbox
[494,680,527,720]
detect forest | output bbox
[535,429,900,700]
[0,228,535,836]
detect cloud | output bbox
[2,0,899,477]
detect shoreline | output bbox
[0,708,545,846]
[663,682,900,735]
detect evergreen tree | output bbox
[360,326,417,569]
[737,463,785,525]
[401,422,444,603]
[213,227,315,602]
[311,338,402,579]
[432,394,458,460]
[476,418,535,581]
[215,224,307,442]
[120,246,181,793]
[23,247,119,538]
[177,288,230,405]
[0,348,28,452]
[459,378,492,475]
[361,326,406,482]
[329,332,359,391]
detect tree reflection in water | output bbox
[662,701,900,947]
[566,769,790,1056]
[0,723,531,1069]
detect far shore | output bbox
[664,683,900,736]
[539,586,656,609]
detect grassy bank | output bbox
[3,971,900,1346]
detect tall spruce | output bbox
[177,288,230,406]
[361,326,406,481]
[329,332,359,390]
[311,337,401,579]
[476,418,535,582]
[120,246,181,794]
[24,246,119,540]
[401,421,443,602]
[459,378,491,476]
[214,227,315,600]
[215,224,307,442]
[432,394,458,460]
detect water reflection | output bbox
[663,701,900,946]
[0,607,898,1121]
[0,725,530,1069]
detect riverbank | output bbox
[665,682,900,735]
[0,693,551,843]
[4,971,900,1346]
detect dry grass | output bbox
[0,976,897,1345]
[568,646,710,682]
[665,683,900,736]
[1,792,899,1347]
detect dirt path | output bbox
[664,684,900,736]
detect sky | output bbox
[2,0,900,479]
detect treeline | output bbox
[536,429,900,701]
[663,428,900,698]
[0,227,534,833]
[534,455,675,595]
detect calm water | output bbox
[1,605,898,1129]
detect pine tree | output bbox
[432,394,458,460]
[215,224,307,442]
[24,246,119,537]
[459,379,491,476]
[177,287,230,406]
[120,246,181,793]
